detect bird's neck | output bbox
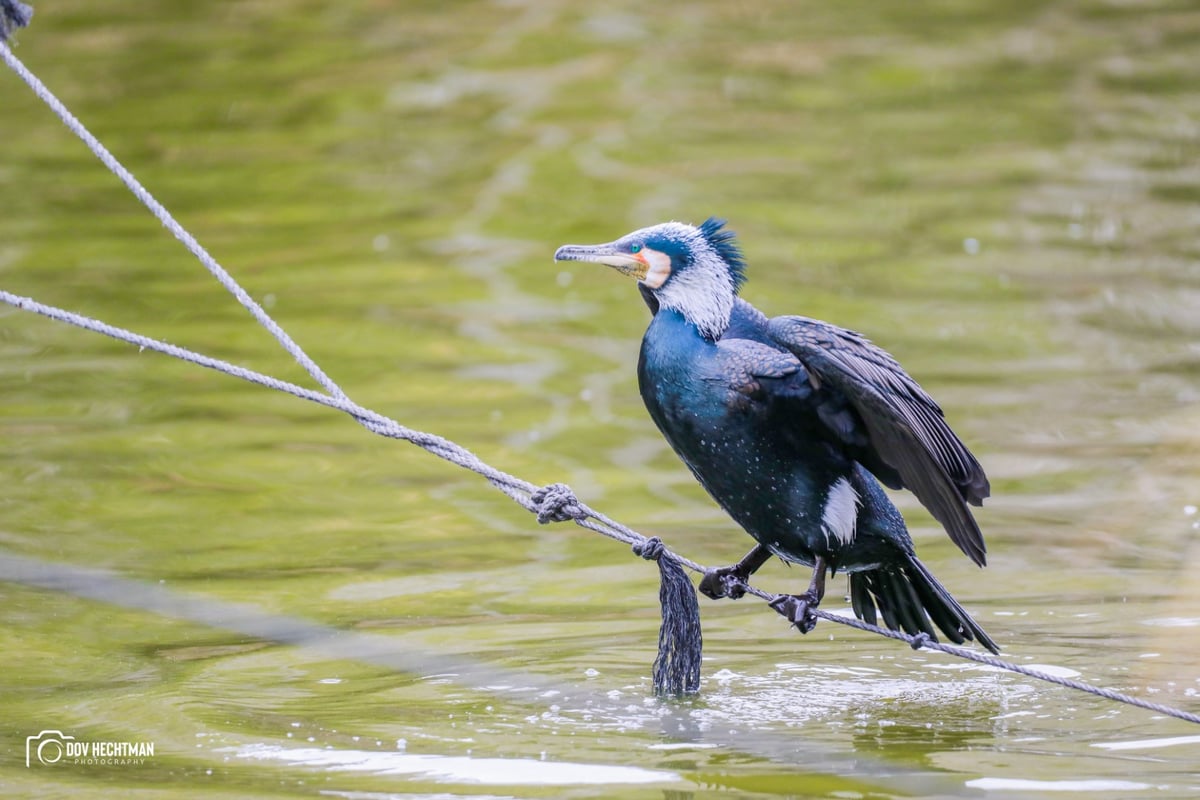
[654,280,734,342]
[644,306,720,358]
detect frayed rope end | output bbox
[634,536,702,697]
[0,1,33,44]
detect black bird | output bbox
[555,218,998,653]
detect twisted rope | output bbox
[3,17,1199,722]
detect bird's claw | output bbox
[769,591,819,634]
[699,565,749,600]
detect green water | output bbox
[2,0,1199,797]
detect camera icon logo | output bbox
[26,730,75,767]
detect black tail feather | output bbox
[870,572,901,632]
[910,575,969,645]
[875,570,923,638]
[848,556,998,654]
[850,574,876,626]
[893,568,937,639]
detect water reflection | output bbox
[230,743,678,786]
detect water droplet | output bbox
[963,237,980,255]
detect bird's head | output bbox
[554,217,746,340]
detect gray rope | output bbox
[4,18,1198,721]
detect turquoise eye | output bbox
[630,244,642,254]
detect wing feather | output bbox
[768,316,989,566]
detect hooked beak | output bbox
[554,242,649,281]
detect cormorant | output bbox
[555,218,998,653]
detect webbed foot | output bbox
[769,589,820,634]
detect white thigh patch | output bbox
[821,477,860,546]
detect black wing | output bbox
[767,315,990,566]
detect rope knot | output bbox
[909,632,931,651]
[531,482,582,524]
[633,536,665,561]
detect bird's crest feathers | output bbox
[697,217,746,292]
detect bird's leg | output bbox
[769,556,828,634]
[699,544,773,600]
